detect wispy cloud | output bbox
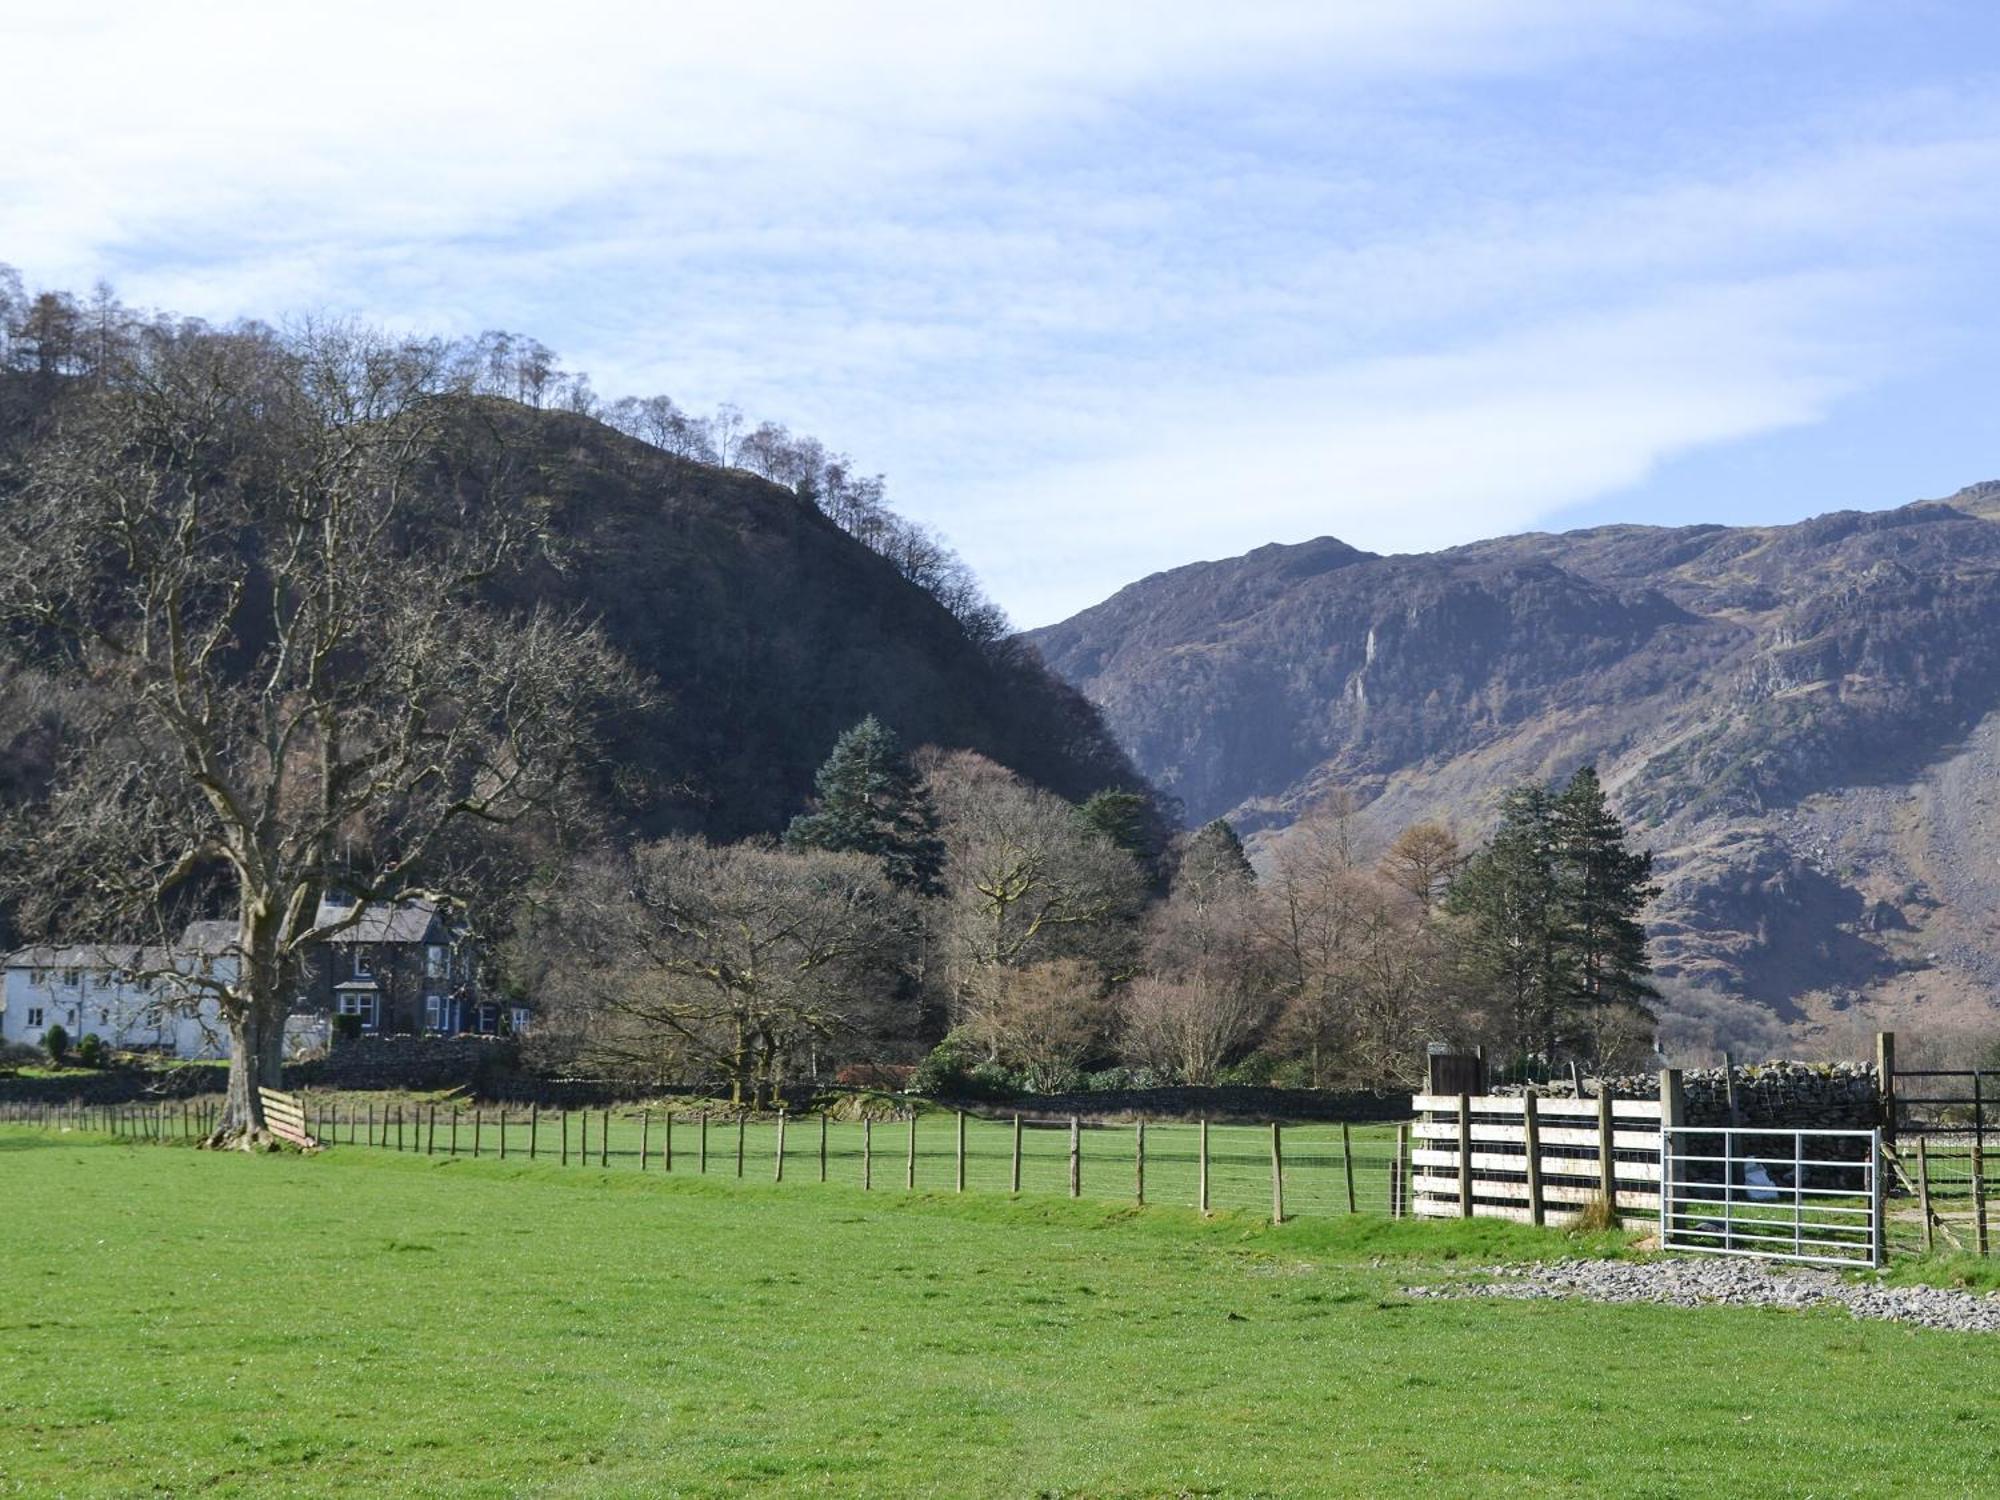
[5,1,1996,624]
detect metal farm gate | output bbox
[1658,1125,1883,1268]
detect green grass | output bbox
[3,1128,1998,1497]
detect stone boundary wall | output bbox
[1492,1061,1881,1130]
[295,1035,523,1092]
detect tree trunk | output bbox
[215,1008,270,1144]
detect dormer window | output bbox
[352,948,373,979]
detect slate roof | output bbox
[312,897,446,945]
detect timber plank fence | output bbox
[0,1098,1414,1224]
[1409,1089,1666,1227]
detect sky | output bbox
[5,1,2000,626]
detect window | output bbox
[59,969,80,988]
[510,1007,531,1036]
[425,995,442,1032]
[335,993,378,1030]
[352,948,372,978]
[425,945,447,980]
[26,1007,43,1028]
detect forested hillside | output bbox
[1028,493,2000,1055]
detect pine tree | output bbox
[1178,818,1255,894]
[1443,784,1571,1063]
[784,716,945,895]
[1074,788,1163,869]
[1551,765,1660,1038]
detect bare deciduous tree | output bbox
[523,837,915,1105]
[0,319,637,1143]
[960,958,1108,1092]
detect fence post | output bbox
[1198,1117,1210,1215]
[639,1110,650,1170]
[698,1111,707,1174]
[1135,1118,1146,1206]
[906,1113,917,1190]
[581,1109,589,1164]
[735,1113,746,1178]
[1974,1133,1990,1259]
[1068,1116,1081,1199]
[1341,1121,1356,1214]
[1457,1093,1473,1219]
[450,1110,459,1157]
[602,1109,611,1169]
[1596,1086,1616,1209]
[368,1103,376,1147]
[1392,1122,1408,1218]
[561,1109,569,1166]
[863,1116,872,1189]
[1270,1122,1285,1225]
[529,1104,538,1162]
[1876,1031,1896,1147]
[1011,1114,1022,1194]
[1872,1128,1888,1269]
[1660,1068,1686,1239]
[818,1113,827,1183]
[775,1109,786,1182]
[473,1108,482,1159]
[1917,1134,1934,1255]
[1523,1092,1544,1228]
[664,1109,673,1172]
[955,1111,966,1193]
[500,1108,508,1161]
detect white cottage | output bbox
[0,928,234,1059]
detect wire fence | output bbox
[0,1097,1411,1222]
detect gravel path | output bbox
[1404,1257,2000,1334]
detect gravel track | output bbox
[1404,1257,2000,1334]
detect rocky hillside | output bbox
[1027,485,2000,1054]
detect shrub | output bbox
[0,1040,43,1073]
[908,1033,1023,1100]
[332,1013,363,1043]
[75,1033,105,1069]
[834,1062,915,1091]
[43,1023,70,1066]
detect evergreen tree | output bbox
[1178,817,1255,894]
[1075,789,1157,864]
[1552,765,1660,1033]
[1443,784,1571,1062]
[785,716,945,895]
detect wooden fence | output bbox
[1409,1086,1670,1227]
[257,1088,316,1150]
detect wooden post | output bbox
[1270,1122,1285,1225]
[774,1109,787,1182]
[1198,1117,1210,1215]
[1134,1118,1146,1206]
[640,1110,650,1171]
[529,1104,538,1162]
[1876,1031,1897,1147]
[1917,1135,1934,1255]
[1457,1093,1473,1219]
[1523,1092,1545,1227]
[580,1109,589,1164]
[1392,1123,1409,1218]
[1971,1147,1991,1261]
[367,1103,375,1147]
[698,1111,708,1174]
[906,1113,917,1190]
[1341,1121,1356,1214]
[1660,1068,1686,1237]
[735,1113,746,1178]
[1722,1050,1740,1127]
[473,1109,482,1159]
[1011,1114,1023,1194]
[863,1116,872,1189]
[449,1110,458,1157]
[663,1110,673,1172]
[601,1109,610,1169]
[1068,1116,1081,1198]
[818,1113,827,1183]
[561,1109,569,1166]
[499,1108,508,1161]
[955,1111,966,1193]
[1596,1086,1616,1209]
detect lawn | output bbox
[2,1129,1996,1497]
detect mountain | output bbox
[0,379,1146,847]
[1026,485,2000,1052]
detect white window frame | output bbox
[352,947,373,978]
[26,1006,43,1028]
[335,992,378,1030]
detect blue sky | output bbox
[6,2,2000,624]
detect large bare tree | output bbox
[0,319,636,1143]
[521,838,915,1105]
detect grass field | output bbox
[4,1127,1999,1496]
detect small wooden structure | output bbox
[257,1087,318,1150]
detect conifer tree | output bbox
[1178,818,1255,894]
[785,716,945,895]
[1552,765,1660,1022]
[1443,784,1571,1061]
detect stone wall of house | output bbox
[1492,1061,1881,1129]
